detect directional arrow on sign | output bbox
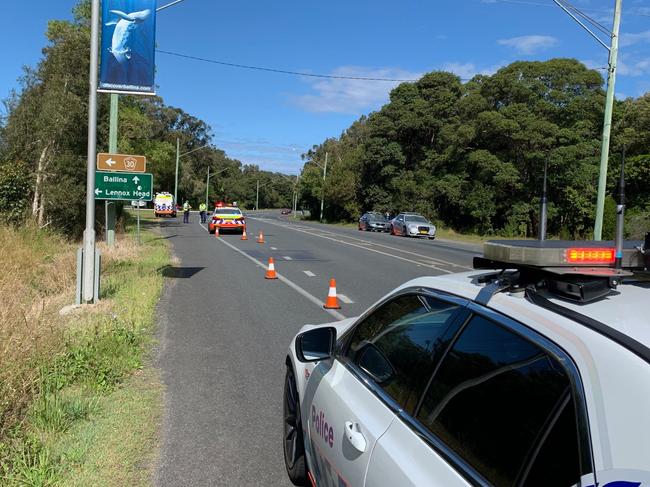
[132,176,140,184]
[95,188,103,196]
[106,158,116,167]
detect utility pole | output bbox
[174,137,180,207]
[594,0,622,240]
[256,179,260,211]
[205,166,210,208]
[320,152,328,223]
[105,94,119,247]
[82,0,100,303]
[293,175,300,219]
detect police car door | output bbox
[304,292,466,487]
[366,308,595,487]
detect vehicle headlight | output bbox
[408,225,418,232]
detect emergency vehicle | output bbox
[154,192,176,218]
[284,237,650,487]
[208,203,246,234]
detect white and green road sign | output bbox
[95,171,153,201]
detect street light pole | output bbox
[174,137,180,206]
[553,0,622,240]
[594,0,622,240]
[320,152,328,223]
[81,0,100,303]
[205,166,210,208]
[256,179,260,211]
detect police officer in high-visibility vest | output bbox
[199,202,207,224]
[183,201,192,223]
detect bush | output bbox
[0,162,32,225]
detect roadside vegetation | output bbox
[298,60,650,239]
[0,220,168,486]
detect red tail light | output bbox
[565,248,615,264]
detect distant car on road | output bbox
[154,192,176,218]
[281,209,292,215]
[283,238,650,487]
[390,212,436,239]
[358,212,390,232]
[208,205,245,234]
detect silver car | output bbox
[390,213,436,239]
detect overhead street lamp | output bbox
[174,138,212,206]
[552,0,622,240]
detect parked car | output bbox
[281,209,292,215]
[390,213,436,239]
[358,212,390,232]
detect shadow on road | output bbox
[158,266,205,279]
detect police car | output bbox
[208,203,246,234]
[284,237,650,487]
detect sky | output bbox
[1,0,650,174]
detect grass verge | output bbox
[0,219,168,486]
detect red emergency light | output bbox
[565,248,615,264]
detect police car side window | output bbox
[347,294,460,413]
[416,315,581,487]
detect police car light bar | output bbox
[482,240,644,271]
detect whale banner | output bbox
[99,0,157,95]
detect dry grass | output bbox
[0,224,153,438]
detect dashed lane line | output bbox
[253,217,472,270]
[283,256,293,261]
[304,271,316,277]
[250,218,454,274]
[201,224,346,321]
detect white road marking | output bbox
[270,246,278,250]
[338,294,354,304]
[250,218,455,273]
[283,256,293,260]
[200,223,346,320]
[304,271,316,277]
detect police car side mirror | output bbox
[296,327,337,362]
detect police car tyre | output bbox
[283,365,307,485]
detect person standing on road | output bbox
[199,202,207,223]
[183,201,192,223]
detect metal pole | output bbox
[174,137,180,211]
[320,152,328,223]
[105,93,119,247]
[614,148,626,269]
[256,179,259,211]
[137,200,141,245]
[539,159,548,241]
[82,0,100,303]
[205,166,210,208]
[594,0,622,240]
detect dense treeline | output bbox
[299,60,650,238]
[0,1,294,238]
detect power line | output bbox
[479,0,650,17]
[156,49,419,82]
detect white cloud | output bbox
[617,56,650,76]
[291,66,422,114]
[440,62,502,80]
[620,30,650,47]
[497,35,559,54]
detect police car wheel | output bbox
[283,365,307,485]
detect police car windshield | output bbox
[213,208,241,215]
[367,214,386,221]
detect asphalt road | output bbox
[154,211,480,486]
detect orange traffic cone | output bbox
[323,279,341,309]
[214,225,220,238]
[241,227,248,240]
[265,257,278,279]
[257,231,265,244]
